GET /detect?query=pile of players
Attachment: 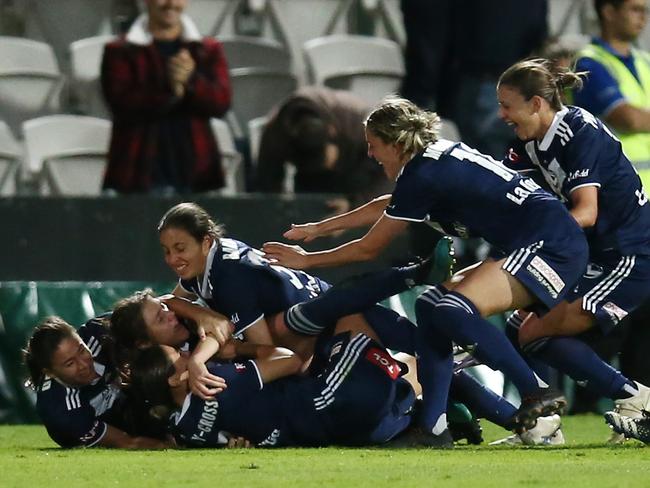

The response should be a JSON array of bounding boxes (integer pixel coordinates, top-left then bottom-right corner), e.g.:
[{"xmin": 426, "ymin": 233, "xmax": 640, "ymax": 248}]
[{"xmin": 23, "ymin": 57, "xmax": 650, "ymax": 449}]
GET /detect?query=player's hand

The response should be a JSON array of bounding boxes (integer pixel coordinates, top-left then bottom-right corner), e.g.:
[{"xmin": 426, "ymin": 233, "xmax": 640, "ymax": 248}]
[
  {"xmin": 282, "ymin": 223, "xmax": 324, "ymax": 243},
  {"xmin": 187, "ymin": 357, "xmax": 227, "ymax": 400},
  {"xmin": 262, "ymin": 242, "xmax": 309, "ymax": 269},
  {"xmin": 195, "ymin": 311, "xmax": 234, "ymax": 345},
  {"xmin": 226, "ymin": 436, "xmax": 252, "ymax": 448}
]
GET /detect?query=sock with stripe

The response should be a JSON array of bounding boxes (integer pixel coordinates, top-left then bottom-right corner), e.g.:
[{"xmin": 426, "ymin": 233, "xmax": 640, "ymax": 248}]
[
  {"xmin": 422, "ymin": 291, "xmax": 546, "ymax": 397},
  {"xmin": 285, "ymin": 265, "xmax": 433, "ymax": 335},
  {"xmin": 450, "ymin": 370, "xmax": 517, "ymax": 428},
  {"xmin": 414, "ymin": 294, "xmax": 455, "ymax": 433},
  {"xmin": 505, "ymin": 311, "xmax": 551, "ymax": 382},
  {"xmin": 525, "ymin": 336, "xmax": 635, "ymax": 399}
]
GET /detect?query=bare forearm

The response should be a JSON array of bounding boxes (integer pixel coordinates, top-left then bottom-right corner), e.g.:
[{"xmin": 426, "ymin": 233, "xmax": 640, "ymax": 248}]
[
  {"xmin": 314, "ymin": 195, "xmax": 391, "ymax": 234},
  {"xmin": 607, "ymin": 103, "xmax": 650, "ymax": 133}
]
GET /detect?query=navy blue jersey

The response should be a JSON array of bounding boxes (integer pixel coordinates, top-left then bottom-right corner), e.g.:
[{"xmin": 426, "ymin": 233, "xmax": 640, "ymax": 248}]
[
  {"xmin": 505, "ymin": 106, "xmax": 650, "ymax": 255},
  {"xmin": 35, "ymin": 316, "xmax": 123, "ymax": 448},
  {"xmin": 179, "ymin": 238, "xmax": 330, "ymax": 336},
  {"xmin": 172, "ymin": 334, "xmax": 413, "ymax": 447},
  {"xmin": 386, "ymin": 139, "xmax": 586, "ymax": 255}
]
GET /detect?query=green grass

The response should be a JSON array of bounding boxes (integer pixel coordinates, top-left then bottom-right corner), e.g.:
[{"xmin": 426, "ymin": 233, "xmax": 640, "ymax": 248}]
[{"xmin": 1, "ymin": 415, "xmax": 648, "ymax": 488}]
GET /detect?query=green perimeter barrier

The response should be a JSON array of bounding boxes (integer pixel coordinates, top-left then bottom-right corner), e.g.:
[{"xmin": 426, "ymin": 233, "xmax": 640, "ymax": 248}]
[{"xmin": 0, "ymin": 281, "xmax": 173, "ymax": 423}]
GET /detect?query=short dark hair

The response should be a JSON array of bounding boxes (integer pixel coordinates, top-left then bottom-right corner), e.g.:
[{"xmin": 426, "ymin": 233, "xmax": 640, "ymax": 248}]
[
  {"xmin": 595, "ymin": 0, "xmax": 627, "ymax": 23},
  {"xmin": 285, "ymin": 110, "xmax": 329, "ymax": 170},
  {"xmin": 23, "ymin": 317, "xmax": 77, "ymax": 388},
  {"xmin": 158, "ymin": 202, "xmax": 224, "ymax": 243}
]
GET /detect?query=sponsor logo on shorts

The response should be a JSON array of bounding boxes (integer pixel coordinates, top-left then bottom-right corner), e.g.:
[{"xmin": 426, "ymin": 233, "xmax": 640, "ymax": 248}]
[
  {"xmin": 526, "ymin": 264, "xmax": 559, "ymax": 299},
  {"xmin": 365, "ymin": 347, "xmax": 401, "ymax": 380},
  {"xmin": 602, "ymin": 302, "xmax": 628, "ymax": 325},
  {"xmin": 529, "ymin": 256, "xmax": 565, "ymax": 293}
]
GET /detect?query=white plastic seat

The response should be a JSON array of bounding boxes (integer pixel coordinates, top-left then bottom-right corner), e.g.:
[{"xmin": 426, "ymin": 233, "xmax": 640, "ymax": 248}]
[
  {"xmin": 360, "ymin": 0, "xmax": 406, "ymax": 47},
  {"xmin": 303, "ymin": 34, "xmax": 404, "ymax": 105},
  {"xmin": 185, "ymin": 0, "xmax": 244, "ymax": 37},
  {"xmin": 0, "ymin": 120, "xmax": 22, "ymax": 196},
  {"xmin": 220, "ymin": 35, "xmax": 291, "ymax": 71},
  {"xmin": 20, "ymin": 0, "xmax": 113, "ymax": 71},
  {"xmin": 209, "ymin": 118, "xmax": 244, "ymax": 195},
  {"xmin": 267, "ymin": 0, "xmax": 355, "ymax": 82},
  {"xmin": 22, "ymin": 115, "xmax": 111, "ymax": 196},
  {"xmin": 69, "ymin": 35, "xmax": 115, "ymax": 117},
  {"xmin": 440, "ymin": 118, "xmax": 461, "ymax": 142},
  {"xmin": 247, "ymin": 116, "xmax": 268, "ymax": 167},
  {"xmin": 0, "ymin": 37, "xmax": 64, "ymax": 136},
  {"xmin": 228, "ymin": 67, "xmax": 298, "ymax": 137}
]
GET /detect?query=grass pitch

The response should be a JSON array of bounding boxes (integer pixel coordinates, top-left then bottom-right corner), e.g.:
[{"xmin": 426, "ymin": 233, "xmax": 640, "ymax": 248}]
[{"xmin": 1, "ymin": 415, "xmax": 648, "ymax": 488}]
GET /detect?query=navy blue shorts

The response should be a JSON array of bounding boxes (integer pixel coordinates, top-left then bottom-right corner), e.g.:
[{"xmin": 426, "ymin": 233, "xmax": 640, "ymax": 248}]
[
  {"xmin": 564, "ymin": 250, "xmax": 650, "ymax": 333},
  {"xmin": 501, "ymin": 238, "xmax": 589, "ymax": 310}
]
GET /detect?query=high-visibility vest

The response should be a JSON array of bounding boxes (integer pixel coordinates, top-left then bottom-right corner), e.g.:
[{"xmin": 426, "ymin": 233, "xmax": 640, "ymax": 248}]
[{"xmin": 578, "ymin": 43, "xmax": 650, "ymax": 189}]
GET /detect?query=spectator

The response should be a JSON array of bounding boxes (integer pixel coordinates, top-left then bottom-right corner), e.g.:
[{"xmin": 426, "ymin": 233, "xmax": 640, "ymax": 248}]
[
  {"xmin": 573, "ymin": 0, "xmax": 650, "ymax": 189},
  {"xmin": 451, "ymin": 0, "xmax": 548, "ymax": 159},
  {"xmin": 256, "ymin": 87, "xmax": 391, "ymax": 213},
  {"xmin": 101, "ymin": 0, "xmax": 231, "ymax": 195}
]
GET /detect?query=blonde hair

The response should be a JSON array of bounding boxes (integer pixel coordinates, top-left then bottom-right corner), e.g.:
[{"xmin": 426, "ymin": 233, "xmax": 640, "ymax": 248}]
[
  {"xmin": 365, "ymin": 96, "xmax": 441, "ymax": 159},
  {"xmin": 498, "ymin": 58, "xmax": 586, "ymax": 111}
]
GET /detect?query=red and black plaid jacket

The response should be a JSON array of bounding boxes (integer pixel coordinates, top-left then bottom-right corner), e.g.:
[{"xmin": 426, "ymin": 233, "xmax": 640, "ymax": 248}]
[{"xmin": 101, "ymin": 35, "xmax": 231, "ymax": 193}]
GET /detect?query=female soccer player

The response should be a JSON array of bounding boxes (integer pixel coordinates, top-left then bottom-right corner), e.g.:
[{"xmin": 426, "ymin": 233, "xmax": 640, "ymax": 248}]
[
  {"xmin": 262, "ymin": 96, "xmax": 589, "ymax": 444},
  {"xmin": 496, "ymin": 58, "xmax": 650, "ymax": 425},
  {"xmin": 23, "ymin": 316, "xmax": 171, "ymax": 448}
]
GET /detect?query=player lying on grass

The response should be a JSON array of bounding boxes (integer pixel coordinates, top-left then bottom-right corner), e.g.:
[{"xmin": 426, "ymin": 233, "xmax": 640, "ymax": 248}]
[{"xmin": 23, "ymin": 316, "xmax": 172, "ymax": 448}]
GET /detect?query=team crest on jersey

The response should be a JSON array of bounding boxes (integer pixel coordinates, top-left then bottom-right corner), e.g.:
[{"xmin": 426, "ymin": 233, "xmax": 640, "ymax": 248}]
[
  {"xmin": 507, "ymin": 148, "xmax": 520, "ymax": 163},
  {"xmin": 234, "ymin": 362, "xmax": 247, "ymax": 371},
  {"xmin": 602, "ymin": 302, "xmax": 628, "ymax": 325},
  {"xmin": 79, "ymin": 420, "xmax": 102, "ymax": 444}
]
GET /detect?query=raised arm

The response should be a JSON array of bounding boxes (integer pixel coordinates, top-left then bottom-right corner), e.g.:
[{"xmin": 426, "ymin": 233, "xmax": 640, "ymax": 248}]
[
  {"xmin": 283, "ymin": 194, "xmax": 392, "ymax": 243},
  {"xmin": 263, "ymin": 214, "xmax": 409, "ymax": 269}
]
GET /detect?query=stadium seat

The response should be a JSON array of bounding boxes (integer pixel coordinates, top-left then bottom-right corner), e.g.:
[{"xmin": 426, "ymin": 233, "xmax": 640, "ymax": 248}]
[
  {"xmin": 360, "ymin": 0, "xmax": 406, "ymax": 47},
  {"xmin": 0, "ymin": 120, "xmax": 22, "ymax": 196},
  {"xmin": 247, "ymin": 116, "xmax": 268, "ymax": 168},
  {"xmin": 440, "ymin": 118, "xmax": 461, "ymax": 142},
  {"xmin": 267, "ymin": 0, "xmax": 355, "ymax": 82},
  {"xmin": 22, "ymin": 115, "xmax": 111, "ymax": 196},
  {"xmin": 209, "ymin": 118, "xmax": 244, "ymax": 195},
  {"xmin": 184, "ymin": 0, "xmax": 244, "ymax": 37},
  {"xmin": 220, "ymin": 35, "xmax": 291, "ymax": 71},
  {"xmin": 227, "ymin": 67, "xmax": 298, "ymax": 138},
  {"xmin": 0, "ymin": 37, "xmax": 64, "ymax": 137},
  {"xmin": 20, "ymin": 0, "xmax": 114, "ymax": 72},
  {"xmin": 303, "ymin": 34, "xmax": 404, "ymax": 105},
  {"xmin": 69, "ymin": 35, "xmax": 115, "ymax": 118}
]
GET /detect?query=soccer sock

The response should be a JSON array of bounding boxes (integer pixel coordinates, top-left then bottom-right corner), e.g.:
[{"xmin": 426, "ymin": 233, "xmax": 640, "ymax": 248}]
[
  {"xmin": 505, "ymin": 311, "xmax": 551, "ymax": 383},
  {"xmin": 362, "ymin": 305, "xmax": 416, "ymax": 355},
  {"xmin": 525, "ymin": 336, "xmax": 634, "ymax": 400},
  {"xmin": 450, "ymin": 370, "xmax": 517, "ymax": 427},
  {"xmin": 285, "ymin": 266, "xmax": 430, "ymax": 334},
  {"xmin": 414, "ymin": 296, "xmax": 455, "ymax": 434},
  {"xmin": 425, "ymin": 291, "xmax": 546, "ymax": 398}
]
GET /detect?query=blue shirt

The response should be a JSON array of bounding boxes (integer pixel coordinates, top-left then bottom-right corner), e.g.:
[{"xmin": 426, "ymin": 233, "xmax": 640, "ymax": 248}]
[
  {"xmin": 385, "ymin": 139, "xmax": 585, "ymax": 254},
  {"xmin": 505, "ymin": 106, "xmax": 650, "ymax": 256},
  {"xmin": 179, "ymin": 238, "xmax": 330, "ymax": 336},
  {"xmin": 36, "ymin": 316, "xmax": 122, "ymax": 448},
  {"xmin": 172, "ymin": 360, "xmax": 330, "ymax": 447},
  {"xmin": 573, "ymin": 38, "xmax": 639, "ymax": 117}
]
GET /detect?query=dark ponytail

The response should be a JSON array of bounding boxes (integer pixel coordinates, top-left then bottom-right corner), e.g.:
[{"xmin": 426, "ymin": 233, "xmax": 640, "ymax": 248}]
[{"xmin": 23, "ymin": 317, "xmax": 76, "ymax": 388}]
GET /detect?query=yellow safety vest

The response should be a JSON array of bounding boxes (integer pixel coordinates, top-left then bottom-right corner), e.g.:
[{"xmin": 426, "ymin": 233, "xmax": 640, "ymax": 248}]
[{"xmin": 578, "ymin": 43, "xmax": 650, "ymax": 189}]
